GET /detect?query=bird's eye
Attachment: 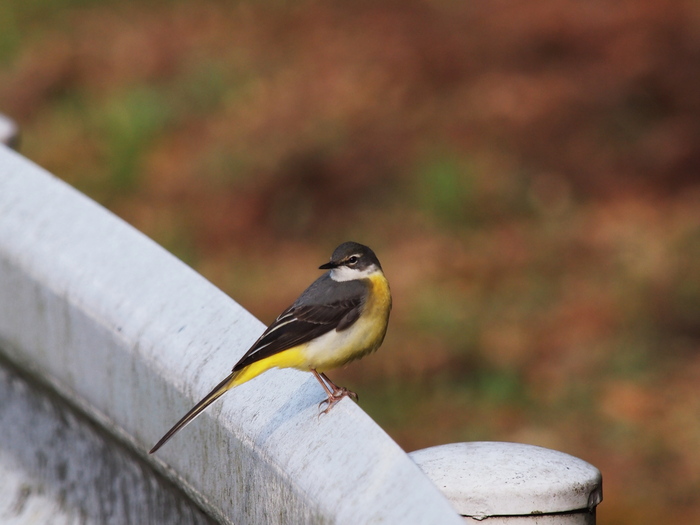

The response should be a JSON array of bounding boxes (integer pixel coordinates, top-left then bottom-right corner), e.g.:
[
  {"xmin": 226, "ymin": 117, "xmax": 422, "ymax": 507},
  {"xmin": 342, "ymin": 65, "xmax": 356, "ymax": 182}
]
[{"xmin": 347, "ymin": 255, "xmax": 359, "ymax": 265}]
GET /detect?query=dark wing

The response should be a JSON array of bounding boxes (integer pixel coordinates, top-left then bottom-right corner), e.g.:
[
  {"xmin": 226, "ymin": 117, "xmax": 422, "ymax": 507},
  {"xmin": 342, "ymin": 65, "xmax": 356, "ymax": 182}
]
[{"xmin": 232, "ymin": 276, "xmax": 366, "ymax": 372}]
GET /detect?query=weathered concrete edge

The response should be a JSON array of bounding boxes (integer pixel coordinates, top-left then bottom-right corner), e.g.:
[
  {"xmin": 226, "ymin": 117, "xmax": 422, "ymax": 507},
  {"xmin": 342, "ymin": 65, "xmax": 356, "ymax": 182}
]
[{"xmin": 0, "ymin": 145, "xmax": 462, "ymax": 525}]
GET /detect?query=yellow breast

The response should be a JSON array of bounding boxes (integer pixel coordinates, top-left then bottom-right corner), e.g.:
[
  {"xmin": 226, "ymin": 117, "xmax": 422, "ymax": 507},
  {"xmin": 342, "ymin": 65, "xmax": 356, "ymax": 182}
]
[{"xmin": 299, "ymin": 271, "xmax": 392, "ymax": 372}]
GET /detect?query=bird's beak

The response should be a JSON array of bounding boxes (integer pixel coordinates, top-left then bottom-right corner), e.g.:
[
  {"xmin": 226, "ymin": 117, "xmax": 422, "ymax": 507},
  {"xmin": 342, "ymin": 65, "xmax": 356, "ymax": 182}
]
[{"xmin": 319, "ymin": 261, "xmax": 337, "ymax": 270}]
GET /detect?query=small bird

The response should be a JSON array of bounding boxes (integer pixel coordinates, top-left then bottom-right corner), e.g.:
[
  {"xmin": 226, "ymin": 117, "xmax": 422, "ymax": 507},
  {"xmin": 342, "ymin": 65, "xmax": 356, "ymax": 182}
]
[{"xmin": 149, "ymin": 241, "xmax": 392, "ymax": 454}]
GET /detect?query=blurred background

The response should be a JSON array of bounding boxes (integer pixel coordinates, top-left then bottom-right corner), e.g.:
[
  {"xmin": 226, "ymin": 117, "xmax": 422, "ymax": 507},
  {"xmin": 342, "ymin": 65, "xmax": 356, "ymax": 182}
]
[{"xmin": 1, "ymin": 0, "xmax": 699, "ymax": 522}]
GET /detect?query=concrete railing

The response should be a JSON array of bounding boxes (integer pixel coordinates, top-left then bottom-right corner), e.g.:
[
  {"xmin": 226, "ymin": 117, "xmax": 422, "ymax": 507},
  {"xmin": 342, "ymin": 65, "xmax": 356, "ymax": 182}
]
[
  {"xmin": 0, "ymin": 144, "xmax": 464, "ymax": 524},
  {"xmin": 0, "ymin": 141, "xmax": 602, "ymax": 523}
]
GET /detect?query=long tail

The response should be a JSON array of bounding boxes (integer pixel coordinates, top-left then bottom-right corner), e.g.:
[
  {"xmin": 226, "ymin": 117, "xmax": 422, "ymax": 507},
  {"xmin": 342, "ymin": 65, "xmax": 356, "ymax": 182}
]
[{"xmin": 149, "ymin": 372, "xmax": 236, "ymax": 454}]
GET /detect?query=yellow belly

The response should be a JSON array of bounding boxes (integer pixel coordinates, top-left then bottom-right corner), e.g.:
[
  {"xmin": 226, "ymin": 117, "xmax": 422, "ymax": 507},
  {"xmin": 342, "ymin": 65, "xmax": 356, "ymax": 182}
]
[
  {"xmin": 231, "ymin": 272, "xmax": 392, "ymax": 386},
  {"xmin": 300, "ymin": 271, "xmax": 392, "ymax": 371}
]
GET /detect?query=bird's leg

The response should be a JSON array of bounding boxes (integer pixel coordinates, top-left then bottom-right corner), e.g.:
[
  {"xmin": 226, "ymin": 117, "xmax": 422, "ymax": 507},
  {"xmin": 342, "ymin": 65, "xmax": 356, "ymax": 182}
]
[
  {"xmin": 311, "ymin": 369, "xmax": 336, "ymax": 398},
  {"xmin": 311, "ymin": 369, "xmax": 358, "ymax": 415},
  {"xmin": 320, "ymin": 372, "xmax": 358, "ymax": 401}
]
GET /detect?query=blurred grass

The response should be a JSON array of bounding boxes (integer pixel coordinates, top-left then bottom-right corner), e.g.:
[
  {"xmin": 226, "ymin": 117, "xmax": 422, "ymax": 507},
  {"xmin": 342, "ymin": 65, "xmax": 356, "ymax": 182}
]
[
  {"xmin": 1, "ymin": 0, "xmax": 700, "ymax": 523},
  {"xmin": 103, "ymin": 86, "xmax": 173, "ymax": 192}
]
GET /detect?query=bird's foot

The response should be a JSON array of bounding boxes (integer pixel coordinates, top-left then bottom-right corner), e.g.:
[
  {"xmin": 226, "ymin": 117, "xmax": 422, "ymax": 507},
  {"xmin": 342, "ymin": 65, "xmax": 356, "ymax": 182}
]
[{"xmin": 318, "ymin": 387, "xmax": 358, "ymax": 415}]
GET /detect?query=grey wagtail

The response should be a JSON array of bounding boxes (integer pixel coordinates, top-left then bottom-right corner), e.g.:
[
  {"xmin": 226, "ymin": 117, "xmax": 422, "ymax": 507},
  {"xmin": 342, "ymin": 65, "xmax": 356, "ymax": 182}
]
[{"xmin": 149, "ymin": 241, "xmax": 391, "ymax": 454}]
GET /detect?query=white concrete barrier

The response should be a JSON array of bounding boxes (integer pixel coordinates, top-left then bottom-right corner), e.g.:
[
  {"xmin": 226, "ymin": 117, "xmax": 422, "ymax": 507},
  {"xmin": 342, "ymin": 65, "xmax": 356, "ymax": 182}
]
[{"xmin": 0, "ymin": 144, "xmax": 463, "ymax": 524}]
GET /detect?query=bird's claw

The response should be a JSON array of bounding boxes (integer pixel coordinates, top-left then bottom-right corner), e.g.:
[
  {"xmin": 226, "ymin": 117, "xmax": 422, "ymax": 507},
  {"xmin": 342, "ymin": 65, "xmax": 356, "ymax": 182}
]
[{"xmin": 317, "ymin": 387, "xmax": 359, "ymax": 416}]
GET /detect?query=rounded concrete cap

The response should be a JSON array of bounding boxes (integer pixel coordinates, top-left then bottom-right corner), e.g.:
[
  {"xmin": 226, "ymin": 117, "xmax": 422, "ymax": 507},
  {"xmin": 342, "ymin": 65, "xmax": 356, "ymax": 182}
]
[
  {"xmin": 409, "ymin": 442, "xmax": 603, "ymax": 519},
  {"xmin": 0, "ymin": 114, "xmax": 19, "ymax": 149}
]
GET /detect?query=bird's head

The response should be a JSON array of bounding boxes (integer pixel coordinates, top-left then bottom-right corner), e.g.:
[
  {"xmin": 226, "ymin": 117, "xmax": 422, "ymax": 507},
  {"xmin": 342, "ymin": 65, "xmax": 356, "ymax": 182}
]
[{"xmin": 320, "ymin": 242, "xmax": 383, "ymax": 282}]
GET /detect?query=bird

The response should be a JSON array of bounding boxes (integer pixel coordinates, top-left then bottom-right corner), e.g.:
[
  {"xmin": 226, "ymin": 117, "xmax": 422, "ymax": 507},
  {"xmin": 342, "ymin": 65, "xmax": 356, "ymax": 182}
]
[{"xmin": 149, "ymin": 241, "xmax": 392, "ymax": 454}]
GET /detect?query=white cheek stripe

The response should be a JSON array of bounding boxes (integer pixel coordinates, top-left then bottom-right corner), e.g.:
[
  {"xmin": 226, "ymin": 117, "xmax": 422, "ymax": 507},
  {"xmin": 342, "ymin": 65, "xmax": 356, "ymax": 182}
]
[{"xmin": 329, "ymin": 265, "xmax": 379, "ymax": 282}]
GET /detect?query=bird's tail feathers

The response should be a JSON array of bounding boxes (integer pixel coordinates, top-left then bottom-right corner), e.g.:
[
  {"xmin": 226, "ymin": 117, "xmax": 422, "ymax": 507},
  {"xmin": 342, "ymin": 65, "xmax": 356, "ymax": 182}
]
[{"xmin": 149, "ymin": 371, "xmax": 237, "ymax": 454}]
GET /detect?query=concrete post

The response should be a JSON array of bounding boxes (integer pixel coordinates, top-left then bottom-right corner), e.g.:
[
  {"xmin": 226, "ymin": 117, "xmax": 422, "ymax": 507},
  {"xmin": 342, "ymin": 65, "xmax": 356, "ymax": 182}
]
[{"xmin": 410, "ymin": 442, "xmax": 603, "ymax": 523}]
